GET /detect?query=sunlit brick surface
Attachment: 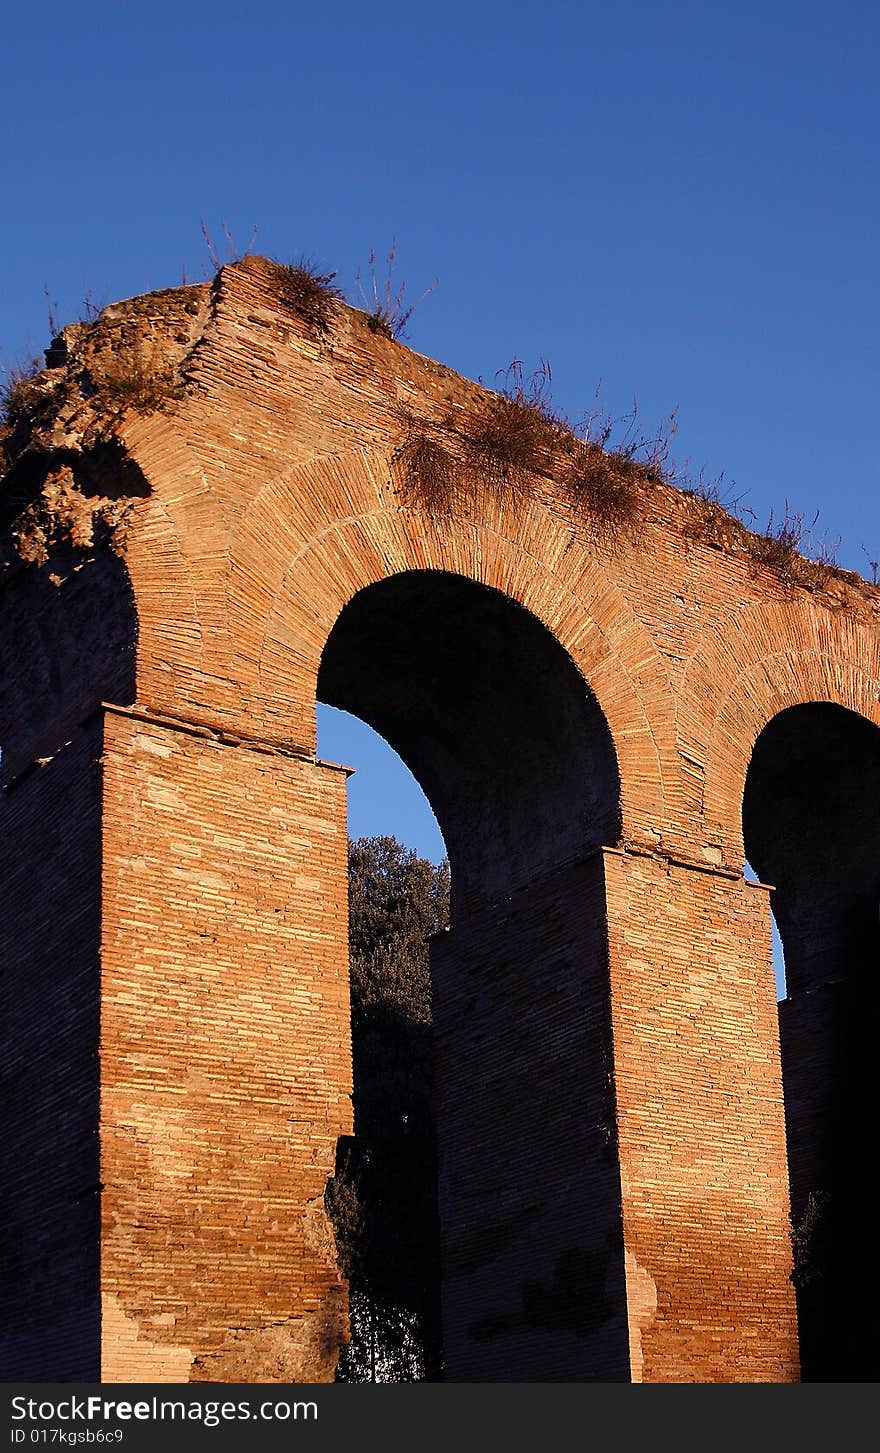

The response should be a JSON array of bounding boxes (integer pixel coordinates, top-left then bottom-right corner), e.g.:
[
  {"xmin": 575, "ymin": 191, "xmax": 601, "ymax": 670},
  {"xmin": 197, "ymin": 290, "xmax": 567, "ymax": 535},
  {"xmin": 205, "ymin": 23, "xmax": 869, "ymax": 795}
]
[
  {"xmin": 4, "ymin": 256, "xmax": 879, "ymax": 1380},
  {"xmin": 99, "ymin": 711, "xmax": 352, "ymax": 1381}
]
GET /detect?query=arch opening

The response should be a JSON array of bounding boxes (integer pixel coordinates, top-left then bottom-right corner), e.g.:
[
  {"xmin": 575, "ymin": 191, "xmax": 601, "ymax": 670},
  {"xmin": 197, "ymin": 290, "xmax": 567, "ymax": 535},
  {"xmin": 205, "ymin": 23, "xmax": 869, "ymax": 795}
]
[
  {"xmin": 743, "ymin": 702, "xmax": 880, "ymax": 1381},
  {"xmin": 318, "ymin": 570, "xmax": 621, "ymax": 919},
  {"xmin": 744, "ymin": 860, "xmax": 787, "ymax": 1001},
  {"xmin": 318, "ymin": 703, "xmax": 447, "ymax": 864},
  {"xmin": 318, "ymin": 570, "xmax": 628, "ymax": 1382},
  {"xmin": 317, "ymin": 708, "xmax": 448, "ymax": 1382}
]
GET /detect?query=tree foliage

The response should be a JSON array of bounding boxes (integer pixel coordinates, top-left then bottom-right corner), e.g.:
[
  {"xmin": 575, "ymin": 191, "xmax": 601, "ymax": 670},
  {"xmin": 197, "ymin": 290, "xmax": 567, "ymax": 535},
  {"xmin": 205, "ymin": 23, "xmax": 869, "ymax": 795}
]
[{"xmin": 327, "ymin": 836, "xmax": 450, "ymax": 1382}]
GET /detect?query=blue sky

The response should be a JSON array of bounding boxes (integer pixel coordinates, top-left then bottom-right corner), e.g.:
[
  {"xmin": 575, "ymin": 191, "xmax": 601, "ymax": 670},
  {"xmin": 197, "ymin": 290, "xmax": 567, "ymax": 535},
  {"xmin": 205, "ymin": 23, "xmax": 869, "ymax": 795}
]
[
  {"xmin": 3, "ymin": 1, "xmax": 875, "ymax": 993},
  {"xmin": 318, "ymin": 705, "xmax": 446, "ymax": 862},
  {"xmin": 4, "ymin": 1, "xmax": 877, "ymax": 572}
]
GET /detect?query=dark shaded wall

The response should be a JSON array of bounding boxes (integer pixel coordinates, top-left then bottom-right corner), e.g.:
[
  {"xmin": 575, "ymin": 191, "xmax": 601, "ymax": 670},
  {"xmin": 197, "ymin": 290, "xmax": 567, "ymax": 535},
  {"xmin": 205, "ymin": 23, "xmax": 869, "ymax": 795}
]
[
  {"xmin": 0, "ymin": 548, "xmax": 136, "ymax": 786},
  {"xmin": 744, "ymin": 703, "xmax": 880, "ymax": 1380},
  {"xmin": 0, "ymin": 537, "xmax": 136, "ymax": 1380},
  {"xmin": 432, "ymin": 858, "xmax": 629, "ymax": 1381},
  {"xmin": 0, "ymin": 722, "xmax": 103, "ymax": 1379}
]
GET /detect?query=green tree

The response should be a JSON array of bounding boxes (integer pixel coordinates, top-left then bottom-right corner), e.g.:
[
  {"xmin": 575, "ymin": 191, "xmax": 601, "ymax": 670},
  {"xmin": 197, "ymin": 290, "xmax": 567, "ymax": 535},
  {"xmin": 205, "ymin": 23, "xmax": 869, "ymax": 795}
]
[{"xmin": 327, "ymin": 836, "xmax": 449, "ymax": 1382}]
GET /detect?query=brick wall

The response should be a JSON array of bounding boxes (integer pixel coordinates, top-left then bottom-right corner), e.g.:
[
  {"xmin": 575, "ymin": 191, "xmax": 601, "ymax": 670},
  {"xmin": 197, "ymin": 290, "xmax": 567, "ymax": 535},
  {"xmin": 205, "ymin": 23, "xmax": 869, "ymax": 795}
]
[
  {"xmin": 3, "ymin": 256, "xmax": 879, "ymax": 1381},
  {"xmin": 432, "ymin": 859, "xmax": 630, "ymax": 1381},
  {"xmin": 0, "ymin": 723, "xmax": 103, "ymax": 1378},
  {"xmin": 99, "ymin": 709, "xmax": 352, "ymax": 1381},
  {"xmin": 604, "ymin": 850, "xmax": 799, "ymax": 1382}
]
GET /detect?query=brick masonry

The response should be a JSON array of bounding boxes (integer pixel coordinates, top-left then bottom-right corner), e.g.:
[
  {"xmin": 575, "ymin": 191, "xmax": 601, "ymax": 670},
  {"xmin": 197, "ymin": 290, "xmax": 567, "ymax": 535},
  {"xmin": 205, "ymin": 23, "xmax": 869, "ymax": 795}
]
[
  {"xmin": 604, "ymin": 851, "xmax": 798, "ymax": 1382},
  {"xmin": 0, "ymin": 725, "xmax": 103, "ymax": 1381},
  {"xmin": 432, "ymin": 859, "xmax": 630, "ymax": 1382},
  {"xmin": 2, "ymin": 255, "xmax": 879, "ymax": 1380},
  {"xmin": 99, "ymin": 710, "xmax": 352, "ymax": 1381}
]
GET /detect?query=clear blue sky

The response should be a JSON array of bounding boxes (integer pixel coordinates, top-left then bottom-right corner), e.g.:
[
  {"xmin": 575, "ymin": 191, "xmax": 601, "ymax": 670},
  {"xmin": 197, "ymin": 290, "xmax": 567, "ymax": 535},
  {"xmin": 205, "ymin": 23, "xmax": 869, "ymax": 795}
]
[{"xmin": 3, "ymin": 1, "xmax": 875, "ymax": 993}]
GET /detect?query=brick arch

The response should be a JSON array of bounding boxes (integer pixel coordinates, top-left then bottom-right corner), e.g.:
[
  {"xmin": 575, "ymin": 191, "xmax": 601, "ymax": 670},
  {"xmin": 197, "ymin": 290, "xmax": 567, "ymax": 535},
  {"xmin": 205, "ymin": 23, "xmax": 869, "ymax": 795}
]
[
  {"xmin": 117, "ymin": 415, "xmax": 232, "ymax": 721},
  {"xmin": 5, "ymin": 265, "xmax": 829, "ymax": 1383},
  {"xmin": 123, "ymin": 493, "xmax": 206, "ymax": 715},
  {"xmin": 228, "ymin": 446, "xmax": 678, "ymax": 848},
  {"xmin": 680, "ymin": 599, "xmax": 880, "ymax": 860}
]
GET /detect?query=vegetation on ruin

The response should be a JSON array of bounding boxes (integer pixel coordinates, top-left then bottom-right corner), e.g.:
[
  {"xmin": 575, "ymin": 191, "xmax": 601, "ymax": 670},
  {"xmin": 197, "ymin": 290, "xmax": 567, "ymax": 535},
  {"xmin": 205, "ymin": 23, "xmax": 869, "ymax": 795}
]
[
  {"xmin": 747, "ymin": 504, "xmax": 841, "ymax": 584},
  {"xmin": 274, "ymin": 258, "xmax": 345, "ymax": 337},
  {"xmin": 1, "ymin": 245, "xmax": 872, "ymax": 599},
  {"xmin": 395, "ymin": 421, "xmax": 461, "ymax": 516},
  {"xmin": 463, "ymin": 358, "xmax": 561, "ymax": 495},
  {"xmin": 398, "ymin": 360, "xmax": 673, "ymax": 543},
  {"xmin": 394, "ymin": 353, "xmax": 865, "ymax": 585},
  {"xmin": 355, "ymin": 241, "xmax": 438, "ymax": 341},
  {"xmin": 97, "ymin": 344, "xmax": 181, "ymax": 415},
  {"xmin": 0, "ymin": 356, "xmax": 42, "ymax": 430},
  {"xmin": 0, "ymin": 357, "xmax": 44, "ymax": 469},
  {"xmin": 199, "ymin": 215, "xmax": 259, "ymax": 270}
]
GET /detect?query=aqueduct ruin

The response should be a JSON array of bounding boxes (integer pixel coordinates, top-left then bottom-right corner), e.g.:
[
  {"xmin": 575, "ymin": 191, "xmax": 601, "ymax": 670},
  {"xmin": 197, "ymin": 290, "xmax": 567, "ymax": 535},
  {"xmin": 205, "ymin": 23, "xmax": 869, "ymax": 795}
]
[{"xmin": 1, "ymin": 256, "xmax": 877, "ymax": 1382}]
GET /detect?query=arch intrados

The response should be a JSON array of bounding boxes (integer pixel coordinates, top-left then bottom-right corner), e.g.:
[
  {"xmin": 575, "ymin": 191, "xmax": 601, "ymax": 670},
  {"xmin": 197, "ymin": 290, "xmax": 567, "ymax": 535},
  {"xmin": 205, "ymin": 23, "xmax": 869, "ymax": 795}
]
[{"xmin": 317, "ymin": 569, "xmax": 622, "ymax": 915}]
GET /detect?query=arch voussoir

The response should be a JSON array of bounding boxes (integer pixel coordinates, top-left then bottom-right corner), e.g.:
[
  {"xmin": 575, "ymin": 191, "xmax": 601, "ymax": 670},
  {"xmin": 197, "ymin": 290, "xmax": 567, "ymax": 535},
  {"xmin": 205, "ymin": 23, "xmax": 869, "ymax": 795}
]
[
  {"xmin": 238, "ymin": 451, "xmax": 676, "ymax": 846},
  {"xmin": 680, "ymin": 599, "xmax": 880, "ymax": 860}
]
